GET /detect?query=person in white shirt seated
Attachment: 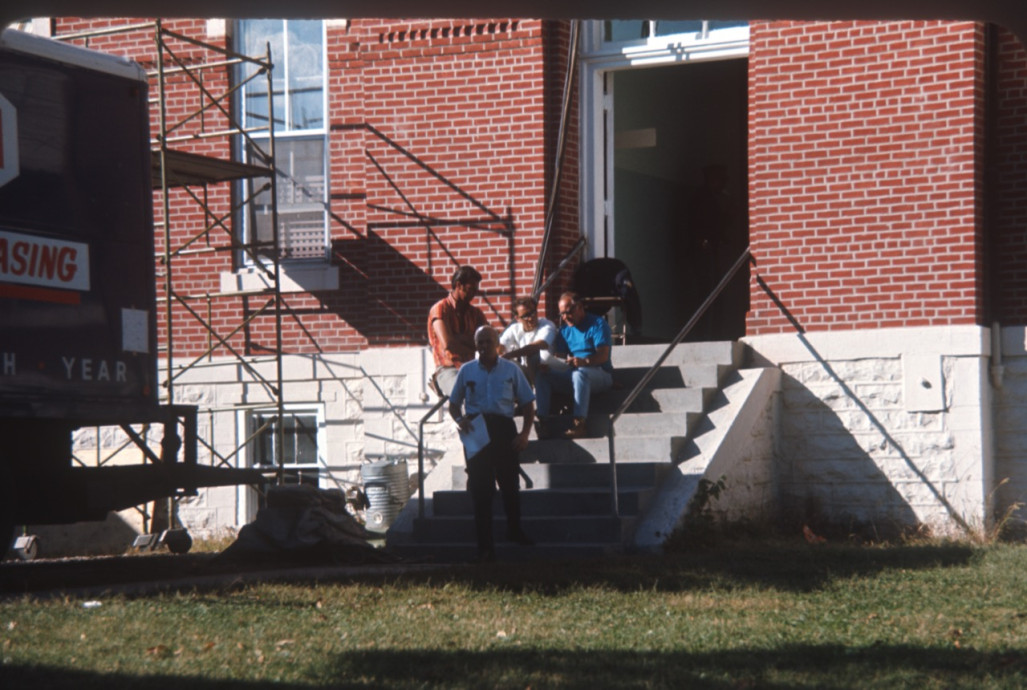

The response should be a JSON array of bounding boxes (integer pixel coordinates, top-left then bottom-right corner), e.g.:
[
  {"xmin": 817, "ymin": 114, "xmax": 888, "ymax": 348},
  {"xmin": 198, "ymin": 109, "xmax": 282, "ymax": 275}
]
[{"xmin": 498, "ymin": 296, "xmax": 564, "ymax": 386}]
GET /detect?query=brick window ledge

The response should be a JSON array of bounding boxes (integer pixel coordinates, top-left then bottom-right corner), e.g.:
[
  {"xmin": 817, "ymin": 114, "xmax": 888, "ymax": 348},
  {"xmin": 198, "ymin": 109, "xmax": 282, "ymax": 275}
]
[{"xmin": 220, "ymin": 263, "xmax": 339, "ymax": 294}]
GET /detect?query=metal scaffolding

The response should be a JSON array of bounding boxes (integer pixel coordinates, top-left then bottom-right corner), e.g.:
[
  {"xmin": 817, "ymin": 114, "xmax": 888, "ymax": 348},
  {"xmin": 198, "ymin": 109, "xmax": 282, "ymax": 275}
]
[{"xmin": 59, "ymin": 20, "xmax": 285, "ymax": 532}]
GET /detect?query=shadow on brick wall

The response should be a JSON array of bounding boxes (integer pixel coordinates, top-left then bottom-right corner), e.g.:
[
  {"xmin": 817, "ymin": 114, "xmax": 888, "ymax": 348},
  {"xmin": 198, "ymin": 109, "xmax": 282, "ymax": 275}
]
[
  {"xmin": 330, "ymin": 233, "xmax": 448, "ymax": 347},
  {"xmin": 312, "ymin": 124, "xmax": 520, "ymax": 347}
]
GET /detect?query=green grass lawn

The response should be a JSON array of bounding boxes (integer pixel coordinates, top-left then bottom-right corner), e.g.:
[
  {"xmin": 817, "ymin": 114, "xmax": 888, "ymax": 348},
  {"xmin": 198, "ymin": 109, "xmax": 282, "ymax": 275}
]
[{"xmin": 3, "ymin": 540, "xmax": 1027, "ymax": 688}]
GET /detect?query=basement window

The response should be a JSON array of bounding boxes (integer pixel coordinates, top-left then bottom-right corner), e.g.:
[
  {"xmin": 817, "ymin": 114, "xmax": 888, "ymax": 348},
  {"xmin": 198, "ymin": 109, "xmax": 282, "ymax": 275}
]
[{"xmin": 249, "ymin": 407, "xmax": 325, "ymax": 486}]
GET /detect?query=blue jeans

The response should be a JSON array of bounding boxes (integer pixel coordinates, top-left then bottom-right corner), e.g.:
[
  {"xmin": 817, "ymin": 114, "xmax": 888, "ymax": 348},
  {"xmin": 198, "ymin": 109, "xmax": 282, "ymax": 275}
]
[{"xmin": 535, "ymin": 366, "xmax": 613, "ymax": 419}]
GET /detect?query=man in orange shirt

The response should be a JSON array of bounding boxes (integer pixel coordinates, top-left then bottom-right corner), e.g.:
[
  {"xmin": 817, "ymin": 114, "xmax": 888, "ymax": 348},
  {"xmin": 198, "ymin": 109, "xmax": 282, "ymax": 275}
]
[{"xmin": 428, "ymin": 266, "xmax": 488, "ymax": 397}]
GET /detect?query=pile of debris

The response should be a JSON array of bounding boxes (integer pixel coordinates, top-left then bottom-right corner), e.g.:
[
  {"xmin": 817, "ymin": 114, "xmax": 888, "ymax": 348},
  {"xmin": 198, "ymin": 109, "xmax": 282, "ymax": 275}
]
[{"xmin": 218, "ymin": 485, "xmax": 400, "ymax": 566}]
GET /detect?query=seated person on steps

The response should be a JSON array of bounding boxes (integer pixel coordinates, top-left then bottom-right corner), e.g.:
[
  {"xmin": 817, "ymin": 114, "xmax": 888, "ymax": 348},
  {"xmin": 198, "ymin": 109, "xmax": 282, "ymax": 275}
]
[
  {"xmin": 535, "ymin": 291, "xmax": 614, "ymax": 439},
  {"xmin": 499, "ymin": 296, "xmax": 561, "ymax": 386},
  {"xmin": 427, "ymin": 265, "xmax": 488, "ymax": 397}
]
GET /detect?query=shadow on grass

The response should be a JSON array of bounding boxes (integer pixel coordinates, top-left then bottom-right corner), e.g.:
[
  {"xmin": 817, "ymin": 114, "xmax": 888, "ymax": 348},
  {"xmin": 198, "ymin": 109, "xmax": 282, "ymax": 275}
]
[
  {"xmin": 382, "ymin": 541, "xmax": 980, "ymax": 595},
  {"xmin": 1, "ymin": 542, "xmax": 981, "ymax": 598},
  {"xmin": 4, "ymin": 644, "xmax": 1025, "ymax": 688}
]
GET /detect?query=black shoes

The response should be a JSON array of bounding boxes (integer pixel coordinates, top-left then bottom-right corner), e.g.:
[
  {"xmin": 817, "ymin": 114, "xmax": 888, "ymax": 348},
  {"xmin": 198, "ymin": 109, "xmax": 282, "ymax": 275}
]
[{"xmin": 473, "ymin": 531, "xmax": 533, "ymax": 562}]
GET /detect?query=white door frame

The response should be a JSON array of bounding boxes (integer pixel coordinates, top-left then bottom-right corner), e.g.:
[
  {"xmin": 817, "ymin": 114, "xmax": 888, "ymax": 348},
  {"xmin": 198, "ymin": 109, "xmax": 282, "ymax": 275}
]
[{"xmin": 578, "ymin": 22, "xmax": 750, "ymax": 261}]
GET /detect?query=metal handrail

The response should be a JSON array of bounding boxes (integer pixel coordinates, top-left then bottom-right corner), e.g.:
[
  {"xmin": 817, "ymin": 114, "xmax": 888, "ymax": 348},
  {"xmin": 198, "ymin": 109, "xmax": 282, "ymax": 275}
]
[
  {"xmin": 604, "ymin": 246, "xmax": 753, "ymax": 515},
  {"xmin": 534, "ymin": 237, "xmax": 586, "ymax": 300},
  {"xmin": 417, "ymin": 395, "xmax": 449, "ymax": 518},
  {"xmin": 531, "ymin": 20, "xmax": 581, "ymax": 298}
]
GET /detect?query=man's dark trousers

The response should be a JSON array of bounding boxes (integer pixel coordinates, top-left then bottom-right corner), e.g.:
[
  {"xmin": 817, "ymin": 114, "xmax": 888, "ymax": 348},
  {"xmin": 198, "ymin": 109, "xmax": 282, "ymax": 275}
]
[{"xmin": 465, "ymin": 414, "xmax": 522, "ymax": 552}]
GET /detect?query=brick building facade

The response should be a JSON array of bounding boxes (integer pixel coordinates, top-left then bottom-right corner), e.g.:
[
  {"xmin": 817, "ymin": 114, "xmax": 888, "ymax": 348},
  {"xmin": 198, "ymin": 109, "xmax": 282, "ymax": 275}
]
[{"xmin": 42, "ymin": 16, "xmax": 1027, "ymax": 538}]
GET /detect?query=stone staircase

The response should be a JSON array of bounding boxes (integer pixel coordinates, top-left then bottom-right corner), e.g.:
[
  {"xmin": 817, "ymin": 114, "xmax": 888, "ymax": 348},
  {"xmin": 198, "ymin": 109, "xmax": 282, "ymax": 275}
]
[{"xmin": 385, "ymin": 341, "xmax": 746, "ymax": 562}]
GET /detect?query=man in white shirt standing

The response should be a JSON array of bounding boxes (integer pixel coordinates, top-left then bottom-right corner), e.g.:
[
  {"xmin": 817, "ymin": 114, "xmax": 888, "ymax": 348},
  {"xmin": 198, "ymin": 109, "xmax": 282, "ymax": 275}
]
[
  {"xmin": 450, "ymin": 326, "xmax": 536, "ymax": 563},
  {"xmin": 499, "ymin": 296, "xmax": 561, "ymax": 386}
]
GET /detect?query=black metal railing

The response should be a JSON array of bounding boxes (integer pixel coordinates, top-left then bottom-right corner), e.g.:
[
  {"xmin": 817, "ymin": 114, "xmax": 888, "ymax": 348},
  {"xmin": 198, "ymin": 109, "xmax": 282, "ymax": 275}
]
[
  {"xmin": 531, "ymin": 20, "xmax": 581, "ymax": 299},
  {"xmin": 604, "ymin": 246, "xmax": 753, "ymax": 515}
]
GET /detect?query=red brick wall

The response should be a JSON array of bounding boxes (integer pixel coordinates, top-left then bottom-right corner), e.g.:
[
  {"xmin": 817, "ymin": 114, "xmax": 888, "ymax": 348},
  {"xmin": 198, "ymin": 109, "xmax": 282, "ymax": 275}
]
[
  {"xmin": 351, "ymin": 19, "xmax": 548, "ymax": 345},
  {"xmin": 747, "ymin": 21, "xmax": 986, "ymax": 334},
  {"xmin": 993, "ymin": 27, "xmax": 1027, "ymax": 322},
  {"xmin": 53, "ymin": 18, "xmax": 558, "ymax": 357},
  {"xmin": 542, "ymin": 20, "xmax": 583, "ymax": 320},
  {"xmin": 269, "ymin": 18, "xmax": 553, "ymax": 353},
  {"xmin": 53, "ymin": 19, "xmax": 1019, "ymax": 348}
]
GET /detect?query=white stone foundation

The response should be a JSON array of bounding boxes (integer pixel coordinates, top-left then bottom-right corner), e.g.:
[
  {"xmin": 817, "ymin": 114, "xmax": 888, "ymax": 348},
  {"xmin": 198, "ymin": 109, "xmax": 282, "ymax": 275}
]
[
  {"xmin": 73, "ymin": 346, "xmax": 461, "ymax": 540},
  {"xmin": 71, "ymin": 324, "xmax": 1027, "ymax": 542},
  {"xmin": 744, "ymin": 325, "xmax": 993, "ymax": 537}
]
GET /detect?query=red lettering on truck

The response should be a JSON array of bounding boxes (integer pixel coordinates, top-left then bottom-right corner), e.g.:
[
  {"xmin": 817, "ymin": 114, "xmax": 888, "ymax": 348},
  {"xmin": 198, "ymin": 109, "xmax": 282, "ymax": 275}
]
[
  {"xmin": 0, "ymin": 229, "xmax": 89, "ymax": 302},
  {"xmin": 1, "ymin": 239, "xmax": 78, "ymax": 280}
]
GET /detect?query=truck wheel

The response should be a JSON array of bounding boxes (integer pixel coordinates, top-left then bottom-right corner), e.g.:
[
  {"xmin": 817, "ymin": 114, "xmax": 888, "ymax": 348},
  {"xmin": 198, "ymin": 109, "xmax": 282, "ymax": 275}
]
[{"xmin": 162, "ymin": 528, "xmax": 192, "ymax": 554}]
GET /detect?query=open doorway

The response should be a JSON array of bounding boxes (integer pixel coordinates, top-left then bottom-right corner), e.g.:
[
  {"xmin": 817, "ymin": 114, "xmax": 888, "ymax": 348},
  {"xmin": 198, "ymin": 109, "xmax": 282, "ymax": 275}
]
[{"xmin": 605, "ymin": 58, "xmax": 749, "ymax": 342}]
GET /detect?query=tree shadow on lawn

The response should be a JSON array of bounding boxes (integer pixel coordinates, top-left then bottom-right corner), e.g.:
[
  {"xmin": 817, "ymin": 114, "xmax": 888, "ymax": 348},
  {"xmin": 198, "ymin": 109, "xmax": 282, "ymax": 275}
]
[{"xmin": 4, "ymin": 643, "xmax": 1025, "ymax": 689}]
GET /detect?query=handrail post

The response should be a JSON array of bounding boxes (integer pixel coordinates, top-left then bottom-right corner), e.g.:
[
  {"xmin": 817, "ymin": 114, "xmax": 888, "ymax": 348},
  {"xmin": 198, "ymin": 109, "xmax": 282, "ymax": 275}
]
[
  {"xmin": 417, "ymin": 395, "xmax": 448, "ymax": 519},
  {"xmin": 607, "ymin": 420, "xmax": 620, "ymax": 516}
]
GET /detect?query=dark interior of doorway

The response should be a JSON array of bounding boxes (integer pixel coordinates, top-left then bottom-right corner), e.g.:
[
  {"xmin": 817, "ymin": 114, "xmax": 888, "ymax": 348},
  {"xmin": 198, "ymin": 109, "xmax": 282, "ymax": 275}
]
[{"xmin": 612, "ymin": 57, "xmax": 748, "ymax": 343}]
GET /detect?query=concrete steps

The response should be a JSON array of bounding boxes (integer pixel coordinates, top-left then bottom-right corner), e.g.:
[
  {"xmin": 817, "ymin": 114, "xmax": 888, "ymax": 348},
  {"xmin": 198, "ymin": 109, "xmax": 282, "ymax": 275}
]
[
  {"xmin": 432, "ymin": 487, "xmax": 654, "ymax": 517},
  {"xmin": 451, "ymin": 460, "xmax": 671, "ymax": 490},
  {"xmin": 518, "ymin": 436, "xmax": 686, "ymax": 465},
  {"xmin": 385, "ymin": 341, "xmax": 746, "ymax": 563}
]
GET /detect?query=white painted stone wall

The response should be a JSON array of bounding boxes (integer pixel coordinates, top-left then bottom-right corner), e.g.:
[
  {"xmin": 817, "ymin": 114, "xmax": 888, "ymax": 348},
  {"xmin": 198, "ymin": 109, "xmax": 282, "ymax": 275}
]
[
  {"xmin": 74, "ymin": 346, "xmax": 461, "ymax": 539},
  {"xmin": 705, "ymin": 374, "xmax": 778, "ymax": 525},
  {"xmin": 991, "ymin": 325, "xmax": 1027, "ymax": 533},
  {"xmin": 633, "ymin": 367, "xmax": 780, "ymax": 549},
  {"xmin": 744, "ymin": 326, "xmax": 993, "ymax": 536}
]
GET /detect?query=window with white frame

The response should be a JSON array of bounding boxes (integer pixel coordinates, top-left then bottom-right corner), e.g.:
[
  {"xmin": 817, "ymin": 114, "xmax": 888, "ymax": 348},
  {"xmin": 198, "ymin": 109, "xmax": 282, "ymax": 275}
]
[
  {"xmin": 249, "ymin": 407, "xmax": 324, "ymax": 486},
  {"xmin": 582, "ymin": 19, "xmax": 749, "ymax": 66},
  {"xmin": 602, "ymin": 20, "xmax": 748, "ymax": 44},
  {"xmin": 236, "ymin": 19, "xmax": 328, "ymax": 262}
]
